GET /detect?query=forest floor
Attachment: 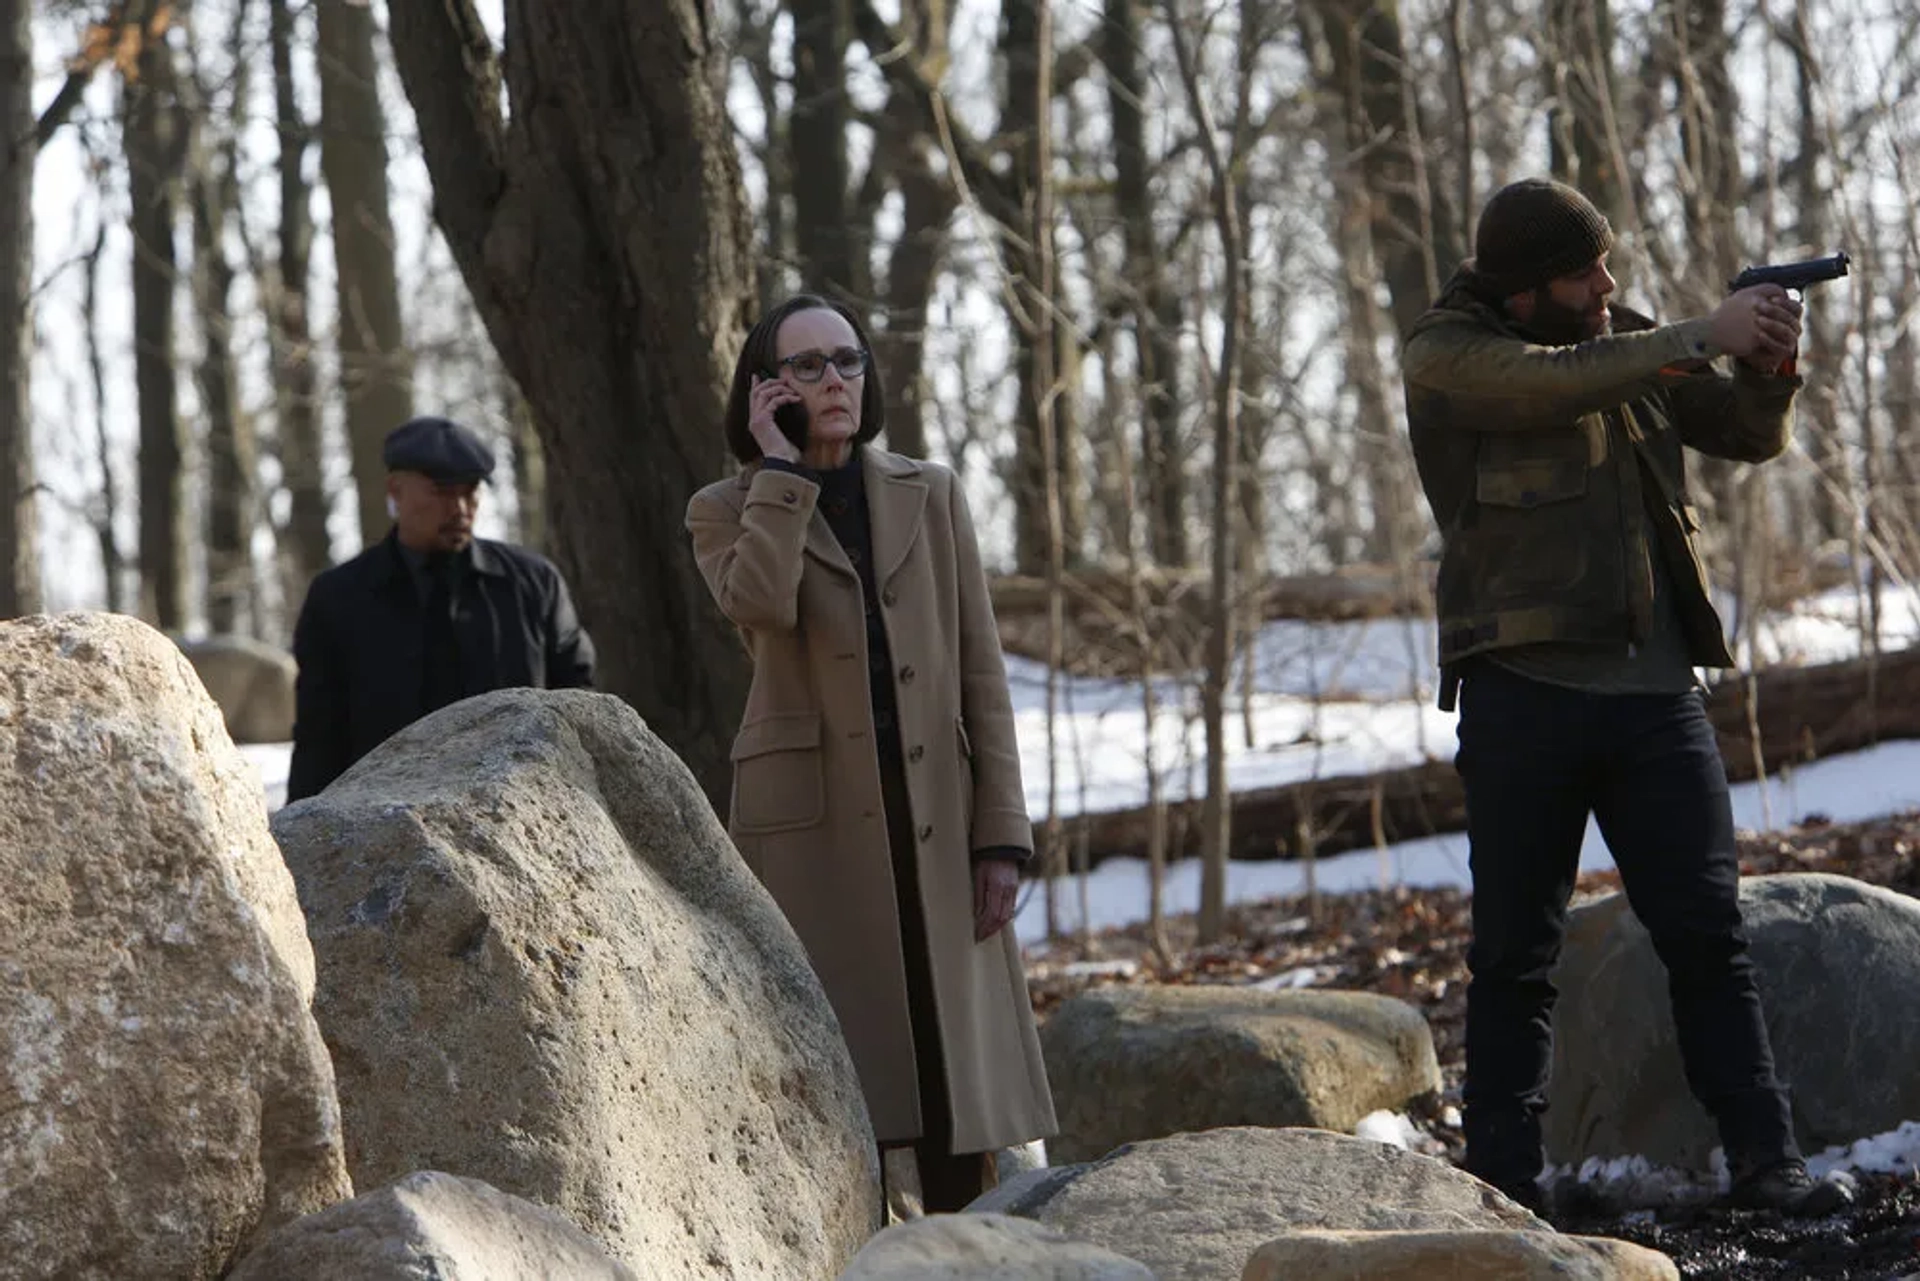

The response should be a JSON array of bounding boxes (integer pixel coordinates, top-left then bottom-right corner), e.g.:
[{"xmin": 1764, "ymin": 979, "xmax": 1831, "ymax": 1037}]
[{"xmin": 1022, "ymin": 808, "xmax": 1920, "ymax": 1280}]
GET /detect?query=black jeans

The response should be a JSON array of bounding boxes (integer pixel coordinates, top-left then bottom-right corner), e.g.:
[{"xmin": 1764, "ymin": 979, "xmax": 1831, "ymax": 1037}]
[{"xmin": 1456, "ymin": 661, "xmax": 1796, "ymax": 1188}]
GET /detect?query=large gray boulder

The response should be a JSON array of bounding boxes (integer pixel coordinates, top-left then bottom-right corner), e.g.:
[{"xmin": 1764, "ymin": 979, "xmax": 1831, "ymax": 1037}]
[
  {"xmin": 971, "ymin": 1127, "xmax": 1542, "ymax": 1281},
  {"xmin": 271, "ymin": 688, "xmax": 881, "ymax": 1279},
  {"xmin": 176, "ymin": 634, "xmax": 298, "ymax": 744},
  {"xmin": 229, "ymin": 1171, "xmax": 636, "ymax": 1280},
  {"xmin": 838, "ymin": 1214, "xmax": 1153, "ymax": 1280},
  {"xmin": 1041, "ymin": 985, "xmax": 1441, "ymax": 1162},
  {"xmin": 1548, "ymin": 873, "xmax": 1920, "ymax": 1171},
  {"xmin": 0, "ymin": 613, "xmax": 351, "ymax": 1279}
]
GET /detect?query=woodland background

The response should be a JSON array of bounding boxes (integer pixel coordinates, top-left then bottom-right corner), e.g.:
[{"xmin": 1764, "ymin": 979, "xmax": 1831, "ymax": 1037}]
[{"xmin": 4, "ymin": 0, "xmax": 1917, "ymax": 941}]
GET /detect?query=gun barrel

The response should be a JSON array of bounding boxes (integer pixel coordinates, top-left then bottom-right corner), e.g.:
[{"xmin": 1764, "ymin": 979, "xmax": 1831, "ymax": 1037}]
[{"xmin": 1728, "ymin": 251, "xmax": 1851, "ymax": 292}]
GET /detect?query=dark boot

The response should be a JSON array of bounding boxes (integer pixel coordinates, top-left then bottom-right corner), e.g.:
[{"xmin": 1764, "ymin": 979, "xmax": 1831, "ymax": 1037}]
[{"xmin": 1728, "ymin": 1158, "xmax": 1855, "ymax": 1216}]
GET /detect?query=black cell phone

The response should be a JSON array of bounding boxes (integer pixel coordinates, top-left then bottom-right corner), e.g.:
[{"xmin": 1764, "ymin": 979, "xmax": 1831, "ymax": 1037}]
[{"xmin": 774, "ymin": 398, "xmax": 810, "ymax": 451}]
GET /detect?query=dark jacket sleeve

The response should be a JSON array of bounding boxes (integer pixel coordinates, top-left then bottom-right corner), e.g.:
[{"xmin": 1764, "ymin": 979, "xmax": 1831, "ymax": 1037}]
[
  {"xmin": 1665, "ymin": 361, "xmax": 1800, "ymax": 463},
  {"xmin": 1401, "ymin": 312, "xmax": 1722, "ymax": 431},
  {"xmin": 286, "ymin": 577, "xmax": 349, "ymax": 802},
  {"xmin": 545, "ymin": 568, "xmax": 596, "ymax": 689}
]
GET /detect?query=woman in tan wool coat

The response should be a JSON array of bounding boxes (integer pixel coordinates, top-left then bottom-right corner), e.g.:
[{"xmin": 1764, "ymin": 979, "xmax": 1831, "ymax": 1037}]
[{"xmin": 685, "ymin": 295, "xmax": 1057, "ymax": 1211}]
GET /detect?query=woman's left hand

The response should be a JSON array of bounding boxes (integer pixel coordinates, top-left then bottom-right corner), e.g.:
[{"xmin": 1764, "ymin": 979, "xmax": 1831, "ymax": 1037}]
[{"xmin": 973, "ymin": 858, "xmax": 1020, "ymax": 941}]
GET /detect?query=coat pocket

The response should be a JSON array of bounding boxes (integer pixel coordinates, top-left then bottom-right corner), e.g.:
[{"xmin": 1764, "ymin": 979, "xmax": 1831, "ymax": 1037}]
[
  {"xmin": 1467, "ymin": 458, "xmax": 1592, "ymax": 596},
  {"xmin": 729, "ymin": 711, "xmax": 826, "ymax": 835},
  {"xmin": 1474, "ymin": 457, "xmax": 1589, "ymax": 508}
]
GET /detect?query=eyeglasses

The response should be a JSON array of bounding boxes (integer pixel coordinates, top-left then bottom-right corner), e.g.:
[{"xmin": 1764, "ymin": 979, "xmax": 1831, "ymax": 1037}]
[{"xmin": 777, "ymin": 347, "xmax": 869, "ymax": 383}]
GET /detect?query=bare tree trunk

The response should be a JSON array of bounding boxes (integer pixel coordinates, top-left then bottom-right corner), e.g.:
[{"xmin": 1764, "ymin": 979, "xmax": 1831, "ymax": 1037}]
[
  {"xmin": 1666, "ymin": 0, "xmax": 1744, "ymax": 546},
  {"xmin": 501, "ymin": 369, "xmax": 545, "ymax": 552},
  {"xmin": 870, "ymin": 4, "xmax": 958, "ymax": 461},
  {"xmin": 1311, "ymin": 0, "xmax": 1459, "ymax": 337},
  {"xmin": 1670, "ymin": 0, "xmax": 1743, "ymax": 296},
  {"xmin": 318, "ymin": 0, "xmax": 413, "ymax": 550},
  {"xmin": 1856, "ymin": 198, "xmax": 1883, "ymax": 668},
  {"xmin": 1002, "ymin": 0, "xmax": 1085, "ymax": 576},
  {"xmin": 1545, "ymin": 0, "xmax": 1627, "ymax": 222},
  {"xmin": 271, "ymin": 0, "xmax": 330, "ymax": 592},
  {"xmin": 1166, "ymin": 0, "xmax": 1245, "ymax": 946},
  {"xmin": 387, "ymin": 0, "xmax": 757, "ymax": 804},
  {"xmin": 1784, "ymin": 0, "xmax": 1842, "ymax": 542},
  {"xmin": 82, "ymin": 224, "xmax": 125, "ymax": 613},
  {"xmin": 1105, "ymin": 0, "xmax": 1188, "ymax": 568},
  {"xmin": 1442, "ymin": 0, "xmax": 1477, "ymax": 231},
  {"xmin": 1112, "ymin": 323, "xmax": 1172, "ymax": 965},
  {"xmin": 126, "ymin": 35, "xmax": 190, "ymax": 631},
  {"xmin": 787, "ymin": 0, "xmax": 862, "ymax": 298},
  {"xmin": 738, "ymin": 0, "xmax": 789, "ymax": 304},
  {"xmin": 1887, "ymin": 233, "xmax": 1919, "ymax": 576},
  {"xmin": 1304, "ymin": 5, "xmax": 1425, "ymax": 565},
  {"xmin": 1019, "ymin": 0, "xmax": 1067, "ymax": 939},
  {"xmin": 874, "ymin": 153, "xmax": 952, "ymax": 459},
  {"xmin": 191, "ymin": 9, "xmax": 256, "ymax": 634},
  {"xmin": 0, "ymin": 0, "xmax": 38, "ymax": 618}
]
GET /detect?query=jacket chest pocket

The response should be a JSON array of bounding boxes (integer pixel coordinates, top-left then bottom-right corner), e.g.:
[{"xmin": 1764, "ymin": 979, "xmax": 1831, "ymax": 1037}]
[
  {"xmin": 1468, "ymin": 455, "xmax": 1592, "ymax": 595},
  {"xmin": 729, "ymin": 712, "xmax": 826, "ymax": 835},
  {"xmin": 1475, "ymin": 456, "xmax": 1588, "ymax": 509}
]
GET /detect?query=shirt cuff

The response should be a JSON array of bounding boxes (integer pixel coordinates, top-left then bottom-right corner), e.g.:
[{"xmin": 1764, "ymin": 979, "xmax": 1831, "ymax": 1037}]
[
  {"xmin": 972, "ymin": 844, "xmax": 1032, "ymax": 865},
  {"xmin": 1671, "ymin": 317, "xmax": 1721, "ymax": 361}
]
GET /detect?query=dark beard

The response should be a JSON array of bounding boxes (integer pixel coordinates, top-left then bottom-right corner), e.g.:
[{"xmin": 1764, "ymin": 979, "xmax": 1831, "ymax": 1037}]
[{"xmin": 1523, "ymin": 289, "xmax": 1607, "ymax": 346}]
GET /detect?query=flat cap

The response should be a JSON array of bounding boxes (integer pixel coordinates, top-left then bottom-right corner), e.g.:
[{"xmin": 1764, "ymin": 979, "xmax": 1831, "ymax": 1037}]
[{"xmin": 382, "ymin": 416, "xmax": 496, "ymax": 482}]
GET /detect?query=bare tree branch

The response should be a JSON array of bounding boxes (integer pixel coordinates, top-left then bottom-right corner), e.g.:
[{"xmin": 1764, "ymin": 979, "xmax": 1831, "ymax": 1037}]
[{"xmin": 384, "ymin": 0, "xmax": 509, "ymax": 302}]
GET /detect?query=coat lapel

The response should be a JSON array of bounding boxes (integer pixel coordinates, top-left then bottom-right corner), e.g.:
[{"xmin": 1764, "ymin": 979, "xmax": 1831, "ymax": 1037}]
[
  {"xmin": 803, "ymin": 507, "xmax": 858, "ymax": 581},
  {"xmin": 865, "ymin": 449, "xmax": 928, "ymax": 588}
]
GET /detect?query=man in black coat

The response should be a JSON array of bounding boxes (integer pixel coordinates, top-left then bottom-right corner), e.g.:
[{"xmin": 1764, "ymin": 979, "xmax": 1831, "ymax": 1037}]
[{"xmin": 286, "ymin": 416, "xmax": 596, "ymax": 801}]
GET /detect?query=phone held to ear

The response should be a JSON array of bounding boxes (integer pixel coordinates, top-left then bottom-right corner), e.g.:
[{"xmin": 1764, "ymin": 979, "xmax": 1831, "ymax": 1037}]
[{"xmin": 774, "ymin": 399, "xmax": 810, "ymax": 451}]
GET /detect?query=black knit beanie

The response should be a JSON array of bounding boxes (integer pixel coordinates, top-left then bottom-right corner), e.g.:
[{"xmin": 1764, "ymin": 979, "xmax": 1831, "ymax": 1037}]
[{"xmin": 1472, "ymin": 178, "xmax": 1614, "ymax": 297}]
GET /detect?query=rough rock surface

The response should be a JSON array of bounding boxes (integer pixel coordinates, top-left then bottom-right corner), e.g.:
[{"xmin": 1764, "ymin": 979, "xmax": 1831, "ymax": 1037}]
[
  {"xmin": 229, "ymin": 1170, "xmax": 636, "ymax": 1280},
  {"xmin": 272, "ymin": 688, "xmax": 881, "ymax": 1278},
  {"xmin": 1041, "ymin": 985, "xmax": 1441, "ymax": 1162},
  {"xmin": 838, "ymin": 1213, "xmax": 1154, "ymax": 1280},
  {"xmin": 971, "ymin": 1126, "xmax": 1542, "ymax": 1281},
  {"xmin": 1243, "ymin": 1228, "xmax": 1680, "ymax": 1280},
  {"xmin": 1548, "ymin": 873, "xmax": 1920, "ymax": 1169},
  {"xmin": 0, "ymin": 613, "xmax": 351, "ymax": 1279}
]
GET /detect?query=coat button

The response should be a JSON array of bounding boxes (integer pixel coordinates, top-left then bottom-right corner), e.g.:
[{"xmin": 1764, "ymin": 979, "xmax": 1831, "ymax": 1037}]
[
  {"xmin": 899, "ymin": 665, "xmax": 915, "ymax": 684},
  {"xmin": 782, "ymin": 489, "xmax": 798, "ymax": 504},
  {"xmin": 918, "ymin": 824, "xmax": 934, "ymax": 842},
  {"xmin": 908, "ymin": 744, "xmax": 924, "ymax": 763},
  {"xmin": 882, "ymin": 589, "xmax": 897, "ymax": 607}
]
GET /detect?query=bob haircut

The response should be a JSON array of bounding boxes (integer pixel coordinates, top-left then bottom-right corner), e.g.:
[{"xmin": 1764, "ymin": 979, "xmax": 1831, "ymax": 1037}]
[{"xmin": 724, "ymin": 293, "xmax": 888, "ymax": 464}]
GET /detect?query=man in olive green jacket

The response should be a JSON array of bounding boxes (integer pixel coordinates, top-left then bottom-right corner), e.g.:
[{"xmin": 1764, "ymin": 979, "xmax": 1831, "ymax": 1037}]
[{"xmin": 1403, "ymin": 178, "xmax": 1849, "ymax": 1216}]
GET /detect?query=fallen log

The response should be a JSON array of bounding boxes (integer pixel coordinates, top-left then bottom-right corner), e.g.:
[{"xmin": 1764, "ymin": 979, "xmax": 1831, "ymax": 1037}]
[
  {"xmin": 990, "ymin": 564, "xmax": 1429, "ymax": 675},
  {"xmin": 1028, "ymin": 644, "xmax": 1920, "ymax": 869}
]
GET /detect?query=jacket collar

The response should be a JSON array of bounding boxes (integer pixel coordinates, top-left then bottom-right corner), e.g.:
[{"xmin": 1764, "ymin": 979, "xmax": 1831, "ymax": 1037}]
[{"xmin": 371, "ymin": 530, "xmax": 507, "ymax": 586}]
